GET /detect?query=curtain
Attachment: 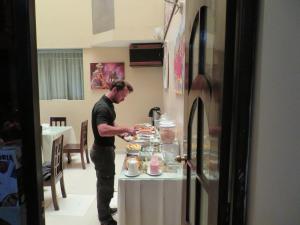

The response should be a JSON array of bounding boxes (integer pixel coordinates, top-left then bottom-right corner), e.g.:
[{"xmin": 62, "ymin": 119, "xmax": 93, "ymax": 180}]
[{"xmin": 37, "ymin": 49, "xmax": 84, "ymax": 100}]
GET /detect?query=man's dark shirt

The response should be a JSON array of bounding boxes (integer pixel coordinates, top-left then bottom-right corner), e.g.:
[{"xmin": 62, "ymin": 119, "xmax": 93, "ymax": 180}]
[{"xmin": 92, "ymin": 95, "xmax": 116, "ymax": 147}]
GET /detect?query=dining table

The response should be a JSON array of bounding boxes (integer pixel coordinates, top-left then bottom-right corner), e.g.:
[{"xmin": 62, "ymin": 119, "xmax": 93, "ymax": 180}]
[
  {"xmin": 41, "ymin": 125, "xmax": 76, "ymax": 163},
  {"xmin": 118, "ymin": 162, "xmax": 184, "ymax": 225}
]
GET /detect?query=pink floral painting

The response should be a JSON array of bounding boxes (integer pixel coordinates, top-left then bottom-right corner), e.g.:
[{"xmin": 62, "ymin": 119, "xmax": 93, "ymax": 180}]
[
  {"xmin": 174, "ymin": 23, "xmax": 185, "ymax": 95},
  {"xmin": 90, "ymin": 62, "xmax": 125, "ymax": 89}
]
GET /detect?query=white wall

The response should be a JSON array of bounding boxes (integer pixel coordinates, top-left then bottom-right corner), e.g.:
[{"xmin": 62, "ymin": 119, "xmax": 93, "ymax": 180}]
[{"xmin": 247, "ymin": 1, "xmax": 300, "ymax": 225}]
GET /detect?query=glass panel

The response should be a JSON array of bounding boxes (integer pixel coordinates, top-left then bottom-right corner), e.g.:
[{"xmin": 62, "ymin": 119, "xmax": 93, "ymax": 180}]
[
  {"xmin": 202, "ymin": 110, "xmax": 210, "ymax": 179},
  {"xmin": 192, "ymin": 21, "xmax": 200, "ymax": 81},
  {"xmin": 204, "ymin": 7, "xmax": 214, "ymax": 80},
  {"xmin": 199, "ymin": 184, "xmax": 209, "ymax": 225},
  {"xmin": 198, "ymin": 6, "xmax": 219, "ymax": 180},
  {"xmin": 199, "ymin": 6, "xmax": 207, "ymax": 75},
  {"xmin": 188, "ymin": 169, "xmax": 197, "ymax": 225},
  {"xmin": 191, "ymin": 100, "xmax": 198, "ymax": 166},
  {"xmin": 208, "ymin": 135, "xmax": 219, "ymax": 180}
]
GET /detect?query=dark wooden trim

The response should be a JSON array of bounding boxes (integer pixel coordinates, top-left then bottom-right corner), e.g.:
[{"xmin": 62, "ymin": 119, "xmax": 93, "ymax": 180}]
[
  {"xmin": 217, "ymin": 0, "xmax": 237, "ymax": 224},
  {"xmin": 188, "ymin": 11, "xmax": 200, "ymax": 92},
  {"xmin": 130, "ymin": 43, "xmax": 163, "ymax": 49},
  {"xmin": 14, "ymin": 0, "xmax": 44, "ymax": 224},
  {"xmin": 129, "ymin": 61, "xmax": 163, "ymax": 67},
  {"xmin": 228, "ymin": 0, "xmax": 259, "ymax": 224}
]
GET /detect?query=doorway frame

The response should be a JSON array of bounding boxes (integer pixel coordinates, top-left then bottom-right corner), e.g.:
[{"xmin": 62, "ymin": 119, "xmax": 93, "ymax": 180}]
[
  {"xmin": 183, "ymin": 0, "xmax": 260, "ymax": 224},
  {"xmin": 221, "ymin": 0, "xmax": 260, "ymax": 224},
  {"xmin": 10, "ymin": 0, "xmax": 259, "ymax": 224}
]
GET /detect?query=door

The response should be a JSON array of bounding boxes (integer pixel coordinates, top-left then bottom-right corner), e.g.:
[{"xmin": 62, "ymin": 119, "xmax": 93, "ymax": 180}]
[
  {"xmin": 183, "ymin": 1, "xmax": 230, "ymax": 225},
  {"xmin": 0, "ymin": 1, "xmax": 44, "ymax": 225}
]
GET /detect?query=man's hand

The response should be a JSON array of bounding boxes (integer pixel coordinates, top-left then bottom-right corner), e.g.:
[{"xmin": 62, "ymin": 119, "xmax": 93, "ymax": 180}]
[{"xmin": 126, "ymin": 127, "xmax": 136, "ymax": 136}]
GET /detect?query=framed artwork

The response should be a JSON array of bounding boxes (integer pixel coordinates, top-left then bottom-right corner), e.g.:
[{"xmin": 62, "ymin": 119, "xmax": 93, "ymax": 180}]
[
  {"xmin": 174, "ymin": 21, "xmax": 185, "ymax": 95},
  {"xmin": 90, "ymin": 62, "xmax": 125, "ymax": 89}
]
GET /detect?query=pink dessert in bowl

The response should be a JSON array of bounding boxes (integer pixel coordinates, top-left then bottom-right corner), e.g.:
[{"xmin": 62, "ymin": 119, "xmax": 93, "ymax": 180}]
[{"xmin": 149, "ymin": 155, "xmax": 160, "ymax": 175}]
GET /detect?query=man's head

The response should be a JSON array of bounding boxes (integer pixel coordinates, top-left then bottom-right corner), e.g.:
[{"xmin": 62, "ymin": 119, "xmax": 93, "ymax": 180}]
[{"xmin": 108, "ymin": 80, "xmax": 133, "ymax": 104}]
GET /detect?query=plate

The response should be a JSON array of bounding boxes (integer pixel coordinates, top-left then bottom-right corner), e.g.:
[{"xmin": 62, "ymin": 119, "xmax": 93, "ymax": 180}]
[
  {"xmin": 124, "ymin": 135, "xmax": 134, "ymax": 142},
  {"xmin": 124, "ymin": 170, "xmax": 140, "ymax": 177},
  {"xmin": 146, "ymin": 168, "xmax": 162, "ymax": 176}
]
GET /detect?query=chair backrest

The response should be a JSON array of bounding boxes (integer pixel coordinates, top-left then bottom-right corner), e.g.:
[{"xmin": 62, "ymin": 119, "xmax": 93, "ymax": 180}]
[
  {"xmin": 79, "ymin": 120, "xmax": 88, "ymax": 151},
  {"xmin": 51, "ymin": 135, "xmax": 64, "ymax": 181},
  {"xmin": 50, "ymin": 117, "xmax": 67, "ymax": 126}
]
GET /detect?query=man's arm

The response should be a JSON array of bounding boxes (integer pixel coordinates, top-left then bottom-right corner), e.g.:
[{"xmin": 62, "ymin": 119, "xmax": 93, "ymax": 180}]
[{"xmin": 97, "ymin": 123, "xmax": 135, "ymax": 137}]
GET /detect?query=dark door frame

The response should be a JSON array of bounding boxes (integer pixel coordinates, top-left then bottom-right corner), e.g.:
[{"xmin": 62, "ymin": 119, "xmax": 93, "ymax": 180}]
[
  {"xmin": 1, "ymin": 0, "xmax": 44, "ymax": 224},
  {"xmin": 2, "ymin": 0, "xmax": 259, "ymax": 224},
  {"xmin": 15, "ymin": 0, "xmax": 45, "ymax": 224},
  {"xmin": 220, "ymin": 0, "xmax": 260, "ymax": 224},
  {"xmin": 183, "ymin": 0, "xmax": 260, "ymax": 224}
]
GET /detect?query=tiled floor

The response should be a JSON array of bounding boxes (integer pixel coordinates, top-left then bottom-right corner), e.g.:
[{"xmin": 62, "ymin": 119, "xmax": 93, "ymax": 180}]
[{"xmin": 44, "ymin": 152, "xmax": 125, "ymax": 225}]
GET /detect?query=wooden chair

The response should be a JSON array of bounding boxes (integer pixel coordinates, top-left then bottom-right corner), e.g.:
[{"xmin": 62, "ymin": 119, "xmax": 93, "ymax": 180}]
[
  {"xmin": 63, "ymin": 120, "xmax": 90, "ymax": 169},
  {"xmin": 43, "ymin": 135, "xmax": 67, "ymax": 210},
  {"xmin": 50, "ymin": 117, "xmax": 67, "ymax": 126}
]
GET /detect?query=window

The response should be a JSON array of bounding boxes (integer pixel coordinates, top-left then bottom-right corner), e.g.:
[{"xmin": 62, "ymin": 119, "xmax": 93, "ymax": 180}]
[{"xmin": 37, "ymin": 49, "xmax": 84, "ymax": 100}]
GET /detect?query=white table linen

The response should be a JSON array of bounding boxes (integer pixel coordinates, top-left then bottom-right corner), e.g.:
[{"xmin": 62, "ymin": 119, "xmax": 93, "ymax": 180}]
[
  {"xmin": 41, "ymin": 126, "xmax": 76, "ymax": 162},
  {"xmin": 118, "ymin": 167, "xmax": 183, "ymax": 225}
]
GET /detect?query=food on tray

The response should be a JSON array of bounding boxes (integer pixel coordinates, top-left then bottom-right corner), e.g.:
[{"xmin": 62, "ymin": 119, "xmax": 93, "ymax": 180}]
[
  {"xmin": 126, "ymin": 143, "xmax": 142, "ymax": 151},
  {"xmin": 134, "ymin": 123, "xmax": 152, "ymax": 129},
  {"xmin": 134, "ymin": 124, "xmax": 155, "ymax": 135},
  {"xmin": 123, "ymin": 135, "xmax": 137, "ymax": 142},
  {"xmin": 136, "ymin": 128, "xmax": 155, "ymax": 135}
]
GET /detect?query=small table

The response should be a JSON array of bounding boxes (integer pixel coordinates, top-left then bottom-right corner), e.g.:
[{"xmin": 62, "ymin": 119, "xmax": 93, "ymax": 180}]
[
  {"xmin": 118, "ymin": 162, "xmax": 183, "ymax": 225},
  {"xmin": 41, "ymin": 126, "xmax": 76, "ymax": 162}
]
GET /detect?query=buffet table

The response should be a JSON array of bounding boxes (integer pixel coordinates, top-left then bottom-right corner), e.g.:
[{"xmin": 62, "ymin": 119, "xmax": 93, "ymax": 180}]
[
  {"xmin": 118, "ymin": 164, "xmax": 183, "ymax": 225},
  {"xmin": 41, "ymin": 126, "xmax": 76, "ymax": 162}
]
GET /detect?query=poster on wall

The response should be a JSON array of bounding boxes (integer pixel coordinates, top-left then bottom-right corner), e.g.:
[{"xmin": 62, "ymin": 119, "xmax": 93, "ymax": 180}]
[
  {"xmin": 163, "ymin": 42, "xmax": 169, "ymax": 89},
  {"xmin": 174, "ymin": 21, "xmax": 185, "ymax": 95},
  {"xmin": 90, "ymin": 62, "xmax": 125, "ymax": 90}
]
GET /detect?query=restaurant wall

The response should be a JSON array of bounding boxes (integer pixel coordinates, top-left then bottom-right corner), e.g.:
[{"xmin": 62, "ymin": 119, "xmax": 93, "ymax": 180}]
[
  {"xmin": 91, "ymin": 0, "xmax": 164, "ymax": 46},
  {"xmin": 35, "ymin": 0, "xmax": 92, "ymax": 48},
  {"xmin": 247, "ymin": 0, "xmax": 300, "ymax": 224},
  {"xmin": 163, "ymin": 3, "xmax": 186, "ymax": 152},
  {"xmin": 36, "ymin": 0, "xmax": 164, "ymax": 48},
  {"xmin": 40, "ymin": 47, "xmax": 164, "ymax": 150}
]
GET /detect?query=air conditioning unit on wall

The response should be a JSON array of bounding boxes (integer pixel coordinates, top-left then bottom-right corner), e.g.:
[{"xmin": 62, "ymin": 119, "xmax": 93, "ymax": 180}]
[{"xmin": 129, "ymin": 43, "xmax": 163, "ymax": 67}]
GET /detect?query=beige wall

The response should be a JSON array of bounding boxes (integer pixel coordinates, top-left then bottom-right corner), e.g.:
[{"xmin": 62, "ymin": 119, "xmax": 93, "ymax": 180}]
[
  {"xmin": 36, "ymin": 0, "xmax": 165, "ymax": 150},
  {"xmin": 92, "ymin": 0, "xmax": 163, "ymax": 46},
  {"xmin": 36, "ymin": 0, "xmax": 164, "ymax": 48},
  {"xmin": 35, "ymin": 0, "xmax": 92, "ymax": 48},
  {"xmin": 40, "ymin": 48, "xmax": 163, "ymax": 150}
]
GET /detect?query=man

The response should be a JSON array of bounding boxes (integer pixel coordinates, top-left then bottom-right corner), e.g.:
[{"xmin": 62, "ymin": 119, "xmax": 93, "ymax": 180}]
[{"xmin": 90, "ymin": 80, "xmax": 136, "ymax": 225}]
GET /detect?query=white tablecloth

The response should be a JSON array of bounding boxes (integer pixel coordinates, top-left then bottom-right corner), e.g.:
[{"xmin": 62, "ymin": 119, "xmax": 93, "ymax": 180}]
[
  {"xmin": 118, "ymin": 166, "xmax": 183, "ymax": 225},
  {"xmin": 41, "ymin": 126, "xmax": 76, "ymax": 162}
]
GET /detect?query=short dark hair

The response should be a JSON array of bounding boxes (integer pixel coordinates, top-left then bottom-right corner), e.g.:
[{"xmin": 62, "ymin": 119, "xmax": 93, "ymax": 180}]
[{"xmin": 110, "ymin": 80, "xmax": 133, "ymax": 92}]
